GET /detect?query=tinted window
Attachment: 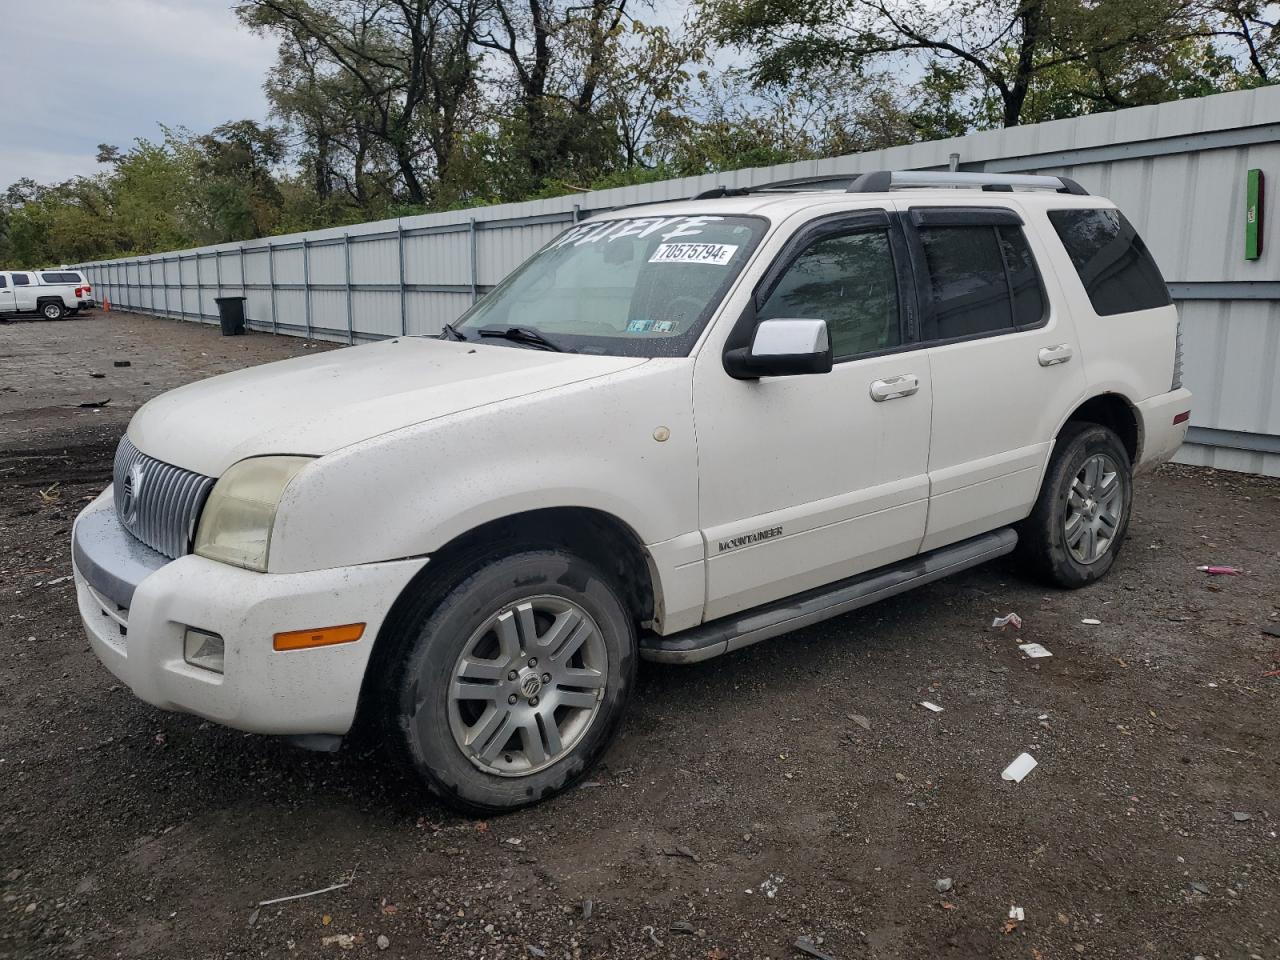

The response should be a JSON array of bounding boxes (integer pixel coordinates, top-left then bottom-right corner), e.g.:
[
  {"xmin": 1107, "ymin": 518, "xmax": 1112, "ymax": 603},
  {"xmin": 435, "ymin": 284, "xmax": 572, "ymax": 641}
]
[
  {"xmin": 11, "ymin": 273, "xmax": 30, "ymax": 286},
  {"xmin": 0, "ymin": 275, "xmax": 7, "ymax": 288},
  {"xmin": 41, "ymin": 271, "xmax": 80, "ymax": 283},
  {"xmin": 1047, "ymin": 208, "xmax": 1170, "ymax": 315},
  {"xmin": 997, "ymin": 225, "xmax": 1046, "ymax": 327},
  {"xmin": 758, "ymin": 228, "xmax": 900, "ymax": 358},
  {"xmin": 918, "ymin": 226, "xmax": 1012, "ymax": 340}
]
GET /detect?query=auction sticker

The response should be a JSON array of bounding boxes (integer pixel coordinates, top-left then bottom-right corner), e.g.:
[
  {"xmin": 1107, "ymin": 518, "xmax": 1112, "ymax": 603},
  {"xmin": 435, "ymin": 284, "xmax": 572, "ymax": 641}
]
[{"xmin": 649, "ymin": 242, "xmax": 738, "ymax": 266}]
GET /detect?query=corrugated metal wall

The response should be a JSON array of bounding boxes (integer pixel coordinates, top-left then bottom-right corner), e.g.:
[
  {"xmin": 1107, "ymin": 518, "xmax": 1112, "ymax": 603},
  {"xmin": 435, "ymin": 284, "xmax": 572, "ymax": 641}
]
[{"xmin": 76, "ymin": 86, "xmax": 1280, "ymax": 474}]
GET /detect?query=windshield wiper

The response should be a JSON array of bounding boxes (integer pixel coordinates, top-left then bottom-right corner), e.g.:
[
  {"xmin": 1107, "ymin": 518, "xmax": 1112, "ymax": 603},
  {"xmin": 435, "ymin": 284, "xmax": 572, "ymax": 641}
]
[
  {"xmin": 476, "ymin": 325, "xmax": 565, "ymax": 352},
  {"xmin": 440, "ymin": 322, "xmax": 468, "ymax": 342}
]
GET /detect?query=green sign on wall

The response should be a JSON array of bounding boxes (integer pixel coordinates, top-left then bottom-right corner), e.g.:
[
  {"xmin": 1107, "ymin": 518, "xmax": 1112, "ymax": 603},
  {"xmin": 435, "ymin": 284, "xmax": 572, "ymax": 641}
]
[{"xmin": 1246, "ymin": 168, "xmax": 1264, "ymax": 260}]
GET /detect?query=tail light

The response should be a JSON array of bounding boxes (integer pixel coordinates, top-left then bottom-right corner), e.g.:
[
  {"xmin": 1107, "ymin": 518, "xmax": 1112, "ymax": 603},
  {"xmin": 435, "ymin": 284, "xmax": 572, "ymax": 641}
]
[
  {"xmin": 1171, "ymin": 313, "xmax": 1184, "ymax": 390},
  {"xmin": 75, "ymin": 287, "xmax": 83, "ymax": 297}
]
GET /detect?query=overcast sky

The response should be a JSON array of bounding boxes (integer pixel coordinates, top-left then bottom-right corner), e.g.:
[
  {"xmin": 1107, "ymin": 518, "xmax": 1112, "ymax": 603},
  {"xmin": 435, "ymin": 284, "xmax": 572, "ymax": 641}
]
[{"xmin": 0, "ymin": 0, "xmax": 278, "ymax": 187}]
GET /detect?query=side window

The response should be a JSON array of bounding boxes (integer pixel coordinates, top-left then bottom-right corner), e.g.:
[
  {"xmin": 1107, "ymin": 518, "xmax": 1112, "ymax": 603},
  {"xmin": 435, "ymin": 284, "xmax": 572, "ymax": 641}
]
[
  {"xmin": 915, "ymin": 221, "xmax": 1046, "ymax": 340},
  {"xmin": 11, "ymin": 273, "xmax": 30, "ymax": 286},
  {"xmin": 917, "ymin": 225, "xmax": 1012, "ymax": 340},
  {"xmin": 758, "ymin": 228, "xmax": 901, "ymax": 358},
  {"xmin": 0, "ymin": 275, "xmax": 7, "ymax": 288},
  {"xmin": 1047, "ymin": 208, "xmax": 1171, "ymax": 316},
  {"xmin": 997, "ymin": 225, "xmax": 1046, "ymax": 327}
]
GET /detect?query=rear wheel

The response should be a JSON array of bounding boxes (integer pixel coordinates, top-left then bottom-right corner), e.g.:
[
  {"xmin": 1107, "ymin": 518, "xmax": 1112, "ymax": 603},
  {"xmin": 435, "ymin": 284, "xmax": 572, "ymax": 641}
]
[
  {"xmin": 1016, "ymin": 422, "xmax": 1132, "ymax": 588},
  {"xmin": 41, "ymin": 301, "xmax": 65, "ymax": 321},
  {"xmin": 382, "ymin": 549, "xmax": 636, "ymax": 813}
]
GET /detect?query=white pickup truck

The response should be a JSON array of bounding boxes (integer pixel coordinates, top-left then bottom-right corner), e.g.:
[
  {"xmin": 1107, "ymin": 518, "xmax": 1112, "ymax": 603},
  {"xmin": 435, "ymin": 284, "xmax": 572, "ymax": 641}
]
[
  {"xmin": 71, "ymin": 171, "xmax": 1191, "ymax": 812},
  {"xmin": 0, "ymin": 269, "xmax": 89, "ymax": 320}
]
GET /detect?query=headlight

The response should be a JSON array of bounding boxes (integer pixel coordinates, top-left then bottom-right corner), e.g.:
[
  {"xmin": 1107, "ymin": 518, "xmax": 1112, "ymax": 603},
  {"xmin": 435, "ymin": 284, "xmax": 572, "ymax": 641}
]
[{"xmin": 193, "ymin": 456, "xmax": 311, "ymax": 572}]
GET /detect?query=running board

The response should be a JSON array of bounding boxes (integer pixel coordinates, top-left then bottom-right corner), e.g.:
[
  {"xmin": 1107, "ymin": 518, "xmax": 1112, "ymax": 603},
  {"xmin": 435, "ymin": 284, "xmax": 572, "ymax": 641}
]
[{"xmin": 640, "ymin": 528, "xmax": 1018, "ymax": 664}]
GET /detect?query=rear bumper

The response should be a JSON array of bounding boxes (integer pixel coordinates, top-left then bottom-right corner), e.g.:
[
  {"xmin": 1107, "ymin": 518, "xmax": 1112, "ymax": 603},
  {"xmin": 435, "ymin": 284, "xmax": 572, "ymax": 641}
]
[
  {"xmin": 72, "ymin": 488, "xmax": 427, "ymax": 736},
  {"xmin": 1136, "ymin": 387, "xmax": 1193, "ymax": 472}
]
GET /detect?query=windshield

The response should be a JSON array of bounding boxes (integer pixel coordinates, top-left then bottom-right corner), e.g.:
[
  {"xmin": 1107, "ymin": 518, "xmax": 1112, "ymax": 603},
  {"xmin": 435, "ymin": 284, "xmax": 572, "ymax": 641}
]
[{"xmin": 452, "ymin": 214, "xmax": 767, "ymax": 356}]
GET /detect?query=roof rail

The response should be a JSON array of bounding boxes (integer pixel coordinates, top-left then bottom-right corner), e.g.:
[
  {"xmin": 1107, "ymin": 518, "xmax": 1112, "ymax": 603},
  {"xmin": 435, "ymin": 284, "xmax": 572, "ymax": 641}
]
[
  {"xmin": 755, "ymin": 175, "xmax": 861, "ymax": 192},
  {"xmin": 848, "ymin": 170, "xmax": 1089, "ymax": 196},
  {"xmin": 692, "ymin": 185, "xmax": 752, "ymax": 199}
]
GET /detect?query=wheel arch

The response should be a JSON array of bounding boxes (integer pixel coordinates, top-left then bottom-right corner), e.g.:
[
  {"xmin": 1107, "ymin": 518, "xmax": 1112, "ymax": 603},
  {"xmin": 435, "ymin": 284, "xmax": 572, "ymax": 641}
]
[
  {"xmin": 351, "ymin": 506, "xmax": 657, "ymax": 735},
  {"xmin": 1057, "ymin": 392, "xmax": 1142, "ymax": 465}
]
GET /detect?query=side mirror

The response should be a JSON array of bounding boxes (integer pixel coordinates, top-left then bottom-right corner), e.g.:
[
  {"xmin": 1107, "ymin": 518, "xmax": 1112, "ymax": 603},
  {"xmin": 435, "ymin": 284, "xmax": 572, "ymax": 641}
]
[{"xmin": 723, "ymin": 318, "xmax": 833, "ymax": 380}]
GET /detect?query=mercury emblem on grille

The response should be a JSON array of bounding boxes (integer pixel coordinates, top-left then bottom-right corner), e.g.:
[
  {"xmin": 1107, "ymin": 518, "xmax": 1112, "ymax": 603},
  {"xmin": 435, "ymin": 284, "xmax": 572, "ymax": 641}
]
[{"xmin": 121, "ymin": 462, "xmax": 145, "ymax": 525}]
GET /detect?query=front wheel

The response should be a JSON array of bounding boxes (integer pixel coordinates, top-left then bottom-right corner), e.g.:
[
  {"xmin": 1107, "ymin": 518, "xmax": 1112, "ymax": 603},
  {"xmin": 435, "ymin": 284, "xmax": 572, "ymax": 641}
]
[
  {"xmin": 382, "ymin": 549, "xmax": 636, "ymax": 813},
  {"xmin": 41, "ymin": 301, "xmax": 65, "ymax": 321},
  {"xmin": 1016, "ymin": 422, "xmax": 1133, "ymax": 588}
]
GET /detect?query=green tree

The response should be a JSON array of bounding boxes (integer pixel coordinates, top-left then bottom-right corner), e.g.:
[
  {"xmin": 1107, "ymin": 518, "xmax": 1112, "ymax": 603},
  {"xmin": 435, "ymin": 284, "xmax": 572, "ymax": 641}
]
[
  {"xmin": 701, "ymin": 0, "xmax": 1238, "ymax": 127},
  {"xmin": 238, "ymin": 0, "xmax": 487, "ymax": 206}
]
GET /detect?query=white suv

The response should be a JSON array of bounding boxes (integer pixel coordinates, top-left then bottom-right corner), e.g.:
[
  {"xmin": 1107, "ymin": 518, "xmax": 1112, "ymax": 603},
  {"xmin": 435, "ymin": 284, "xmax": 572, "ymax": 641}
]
[{"xmin": 71, "ymin": 171, "xmax": 1191, "ymax": 812}]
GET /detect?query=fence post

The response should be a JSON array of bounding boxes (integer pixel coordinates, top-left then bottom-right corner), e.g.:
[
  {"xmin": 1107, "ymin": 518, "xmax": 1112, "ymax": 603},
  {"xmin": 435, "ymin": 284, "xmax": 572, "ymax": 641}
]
[
  {"xmin": 469, "ymin": 217, "xmax": 479, "ymax": 304},
  {"xmin": 344, "ymin": 232, "xmax": 354, "ymax": 344},
  {"xmin": 215, "ymin": 249, "xmax": 223, "ymax": 307},
  {"xmin": 268, "ymin": 242, "xmax": 278, "ymax": 335},
  {"xmin": 148, "ymin": 258, "xmax": 156, "ymax": 315},
  {"xmin": 163, "ymin": 258, "xmax": 171, "ymax": 318},
  {"xmin": 573, "ymin": 203, "xmax": 581, "ymax": 223},
  {"xmin": 397, "ymin": 221, "xmax": 406, "ymax": 336},
  {"xmin": 302, "ymin": 238, "xmax": 312, "ymax": 339},
  {"xmin": 178, "ymin": 257, "xmax": 186, "ymax": 323},
  {"xmin": 240, "ymin": 245, "xmax": 247, "ymax": 302}
]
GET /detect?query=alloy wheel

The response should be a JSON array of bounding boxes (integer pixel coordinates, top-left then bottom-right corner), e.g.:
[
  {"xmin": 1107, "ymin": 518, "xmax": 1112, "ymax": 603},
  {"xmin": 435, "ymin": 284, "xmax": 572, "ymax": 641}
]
[
  {"xmin": 440, "ymin": 595, "xmax": 608, "ymax": 777},
  {"xmin": 1064, "ymin": 453, "xmax": 1124, "ymax": 564}
]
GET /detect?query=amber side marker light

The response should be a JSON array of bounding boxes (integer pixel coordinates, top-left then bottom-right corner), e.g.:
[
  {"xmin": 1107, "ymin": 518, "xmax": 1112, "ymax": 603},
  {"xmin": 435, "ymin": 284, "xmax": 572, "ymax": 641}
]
[{"xmin": 273, "ymin": 623, "xmax": 366, "ymax": 652}]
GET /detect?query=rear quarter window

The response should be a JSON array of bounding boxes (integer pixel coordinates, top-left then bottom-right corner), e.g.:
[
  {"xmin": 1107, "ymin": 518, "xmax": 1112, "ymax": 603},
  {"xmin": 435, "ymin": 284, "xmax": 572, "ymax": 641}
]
[
  {"xmin": 1047, "ymin": 208, "xmax": 1171, "ymax": 316},
  {"xmin": 41, "ymin": 271, "xmax": 81, "ymax": 283}
]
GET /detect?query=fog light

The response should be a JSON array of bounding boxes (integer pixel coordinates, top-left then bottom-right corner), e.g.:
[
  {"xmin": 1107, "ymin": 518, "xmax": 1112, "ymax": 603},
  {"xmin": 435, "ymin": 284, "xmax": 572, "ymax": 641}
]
[{"xmin": 184, "ymin": 629, "xmax": 225, "ymax": 673}]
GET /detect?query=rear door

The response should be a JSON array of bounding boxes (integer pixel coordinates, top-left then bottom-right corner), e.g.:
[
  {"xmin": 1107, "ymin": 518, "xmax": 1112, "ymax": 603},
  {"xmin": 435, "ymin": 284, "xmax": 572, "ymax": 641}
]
[
  {"xmin": 0, "ymin": 274, "xmax": 15, "ymax": 313},
  {"xmin": 896, "ymin": 202, "xmax": 1087, "ymax": 551}
]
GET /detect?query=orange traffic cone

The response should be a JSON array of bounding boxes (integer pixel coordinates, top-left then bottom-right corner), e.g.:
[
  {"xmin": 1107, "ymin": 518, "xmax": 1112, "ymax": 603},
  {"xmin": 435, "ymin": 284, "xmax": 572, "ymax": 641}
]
[{"xmin": 103, "ymin": 296, "xmax": 110, "ymax": 312}]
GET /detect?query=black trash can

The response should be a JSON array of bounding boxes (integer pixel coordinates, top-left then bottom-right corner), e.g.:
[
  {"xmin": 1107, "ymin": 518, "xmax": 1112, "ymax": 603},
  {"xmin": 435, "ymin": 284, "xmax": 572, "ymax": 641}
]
[{"xmin": 214, "ymin": 296, "xmax": 247, "ymax": 336}]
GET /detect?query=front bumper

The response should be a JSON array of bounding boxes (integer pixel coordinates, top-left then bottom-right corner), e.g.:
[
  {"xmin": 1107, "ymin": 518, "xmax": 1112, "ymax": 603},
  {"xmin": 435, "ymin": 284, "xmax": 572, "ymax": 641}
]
[{"xmin": 71, "ymin": 488, "xmax": 427, "ymax": 736}]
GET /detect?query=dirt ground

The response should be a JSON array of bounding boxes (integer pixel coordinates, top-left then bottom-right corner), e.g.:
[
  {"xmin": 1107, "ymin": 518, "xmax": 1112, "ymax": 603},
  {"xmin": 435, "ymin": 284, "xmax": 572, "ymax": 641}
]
[{"xmin": 2, "ymin": 310, "xmax": 1278, "ymax": 960}]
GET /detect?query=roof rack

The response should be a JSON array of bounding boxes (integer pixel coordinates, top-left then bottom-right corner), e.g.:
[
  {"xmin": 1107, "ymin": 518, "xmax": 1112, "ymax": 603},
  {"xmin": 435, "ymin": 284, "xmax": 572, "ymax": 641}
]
[{"xmin": 848, "ymin": 170, "xmax": 1089, "ymax": 196}]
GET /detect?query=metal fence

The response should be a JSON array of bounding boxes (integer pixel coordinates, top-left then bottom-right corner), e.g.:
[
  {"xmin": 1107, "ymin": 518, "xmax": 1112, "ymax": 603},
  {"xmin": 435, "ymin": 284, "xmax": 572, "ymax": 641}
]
[{"xmin": 76, "ymin": 85, "xmax": 1280, "ymax": 475}]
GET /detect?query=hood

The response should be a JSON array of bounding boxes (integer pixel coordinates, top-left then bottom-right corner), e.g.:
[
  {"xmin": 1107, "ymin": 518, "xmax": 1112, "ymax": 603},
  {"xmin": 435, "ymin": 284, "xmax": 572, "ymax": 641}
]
[{"xmin": 128, "ymin": 337, "xmax": 646, "ymax": 476}]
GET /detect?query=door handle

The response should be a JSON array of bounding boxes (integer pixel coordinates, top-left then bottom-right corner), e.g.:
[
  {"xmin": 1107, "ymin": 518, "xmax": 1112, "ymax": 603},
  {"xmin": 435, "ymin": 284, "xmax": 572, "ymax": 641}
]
[
  {"xmin": 869, "ymin": 374, "xmax": 920, "ymax": 402},
  {"xmin": 1038, "ymin": 343, "xmax": 1073, "ymax": 366}
]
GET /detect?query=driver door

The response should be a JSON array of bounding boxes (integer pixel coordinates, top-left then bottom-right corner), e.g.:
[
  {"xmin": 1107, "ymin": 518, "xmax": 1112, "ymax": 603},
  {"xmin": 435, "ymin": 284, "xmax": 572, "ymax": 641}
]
[{"xmin": 693, "ymin": 210, "xmax": 933, "ymax": 621}]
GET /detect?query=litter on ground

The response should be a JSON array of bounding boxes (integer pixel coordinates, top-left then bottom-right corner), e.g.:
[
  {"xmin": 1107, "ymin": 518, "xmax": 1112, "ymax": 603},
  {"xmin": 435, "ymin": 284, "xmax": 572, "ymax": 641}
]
[
  {"xmin": 1002, "ymin": 753, "xmax": 1038, "ymax": 783},
  {"xmin": 1018, "ymin": 642, "xmax": 1053, "ymax": 659},
  {"xmin": 920, "ymin": 701, "xmax": 944, "ymax": 713},
  {"xmin": 1008, "ymin": 906, "xmax": 1026, "ymax": 921},
  {"xmin": 847, "ymin": 713, "xmax": 872, "ymax": 730},
  {"xmin": 257, "ymin": 874, "xmax": 354, "ymax": 907},
  {"xmin": 1197, "ymin": 565, "xmax": 1242, "ymax": 575},
  {"xmin": 992, "ymin": 613, "xmax": 1022, "ymax": 629},
  {"xmin": 794, "ymin": 938, "xmax": 837, "ymax": 960},
  {"xmin": 1081, "ymin": 618, "xmax": 1102, "ymax": 625}
]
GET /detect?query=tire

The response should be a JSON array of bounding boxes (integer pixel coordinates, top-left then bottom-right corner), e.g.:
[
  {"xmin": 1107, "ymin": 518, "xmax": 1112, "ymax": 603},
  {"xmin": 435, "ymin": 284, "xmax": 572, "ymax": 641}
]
[
  {"xmin": 381, "ymin": 549, "xmax": 636, "ymax": 814},
  {"xmin": 41, "ymin": 301, "xmax": 65, "ymax": 321},
  {"xmin": 1016, "ymin": 422, "xmax": 1133, "ymax": 588}
]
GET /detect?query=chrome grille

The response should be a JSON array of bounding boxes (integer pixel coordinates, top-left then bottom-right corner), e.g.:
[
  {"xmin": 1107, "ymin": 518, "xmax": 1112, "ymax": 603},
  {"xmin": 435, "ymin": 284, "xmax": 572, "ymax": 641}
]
[{"xmin": 112, "ymin": 436, "xmax": 215, "ymax": 559}]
